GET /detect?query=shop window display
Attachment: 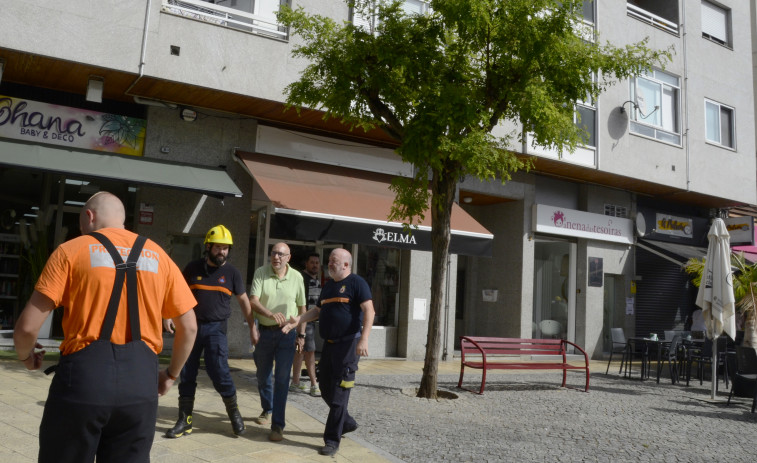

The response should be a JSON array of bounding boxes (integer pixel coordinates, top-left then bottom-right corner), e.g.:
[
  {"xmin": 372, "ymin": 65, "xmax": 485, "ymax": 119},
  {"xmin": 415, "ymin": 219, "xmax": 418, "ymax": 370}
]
[{"xmin": 357, "ymin": 245, "xmax": 400, "ymax": 327}]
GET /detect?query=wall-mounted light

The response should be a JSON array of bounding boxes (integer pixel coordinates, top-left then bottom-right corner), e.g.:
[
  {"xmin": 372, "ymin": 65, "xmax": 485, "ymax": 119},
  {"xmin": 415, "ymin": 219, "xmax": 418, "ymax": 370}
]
[
  {"xmin": 86, "ymin": 76, "xmax": 104, "ymax": 103},
  {"xmin": 462, "ymin": 196, "xmax": 473, "ymax": 204},
  {"xmin": 179, "ymin": 107, "xmax": 197, "ymax": 122}
]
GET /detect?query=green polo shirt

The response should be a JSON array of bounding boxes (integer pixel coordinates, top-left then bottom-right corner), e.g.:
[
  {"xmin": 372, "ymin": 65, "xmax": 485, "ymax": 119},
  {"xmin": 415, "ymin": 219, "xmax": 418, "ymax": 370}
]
[{"xmin": 250, "ymin": 263, "xmax": 306, "ymax": 326}]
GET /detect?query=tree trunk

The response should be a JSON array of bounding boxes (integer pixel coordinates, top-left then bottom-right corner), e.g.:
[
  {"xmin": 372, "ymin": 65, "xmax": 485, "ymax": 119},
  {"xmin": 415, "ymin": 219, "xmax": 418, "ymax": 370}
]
[
  {"xmin": 417, "ymin": 168, "xmax": 456, "ymax": 399},
  {"xmin": 742, "ymin": 310, "xmax": 757, "ymax": 349}
]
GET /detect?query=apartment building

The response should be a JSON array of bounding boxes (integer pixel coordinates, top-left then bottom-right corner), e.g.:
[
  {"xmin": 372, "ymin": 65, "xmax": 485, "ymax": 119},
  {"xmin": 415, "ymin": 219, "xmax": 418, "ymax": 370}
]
[{"xmin": 0, "ymin": 0, "xmax": 753, "ymax": 360}]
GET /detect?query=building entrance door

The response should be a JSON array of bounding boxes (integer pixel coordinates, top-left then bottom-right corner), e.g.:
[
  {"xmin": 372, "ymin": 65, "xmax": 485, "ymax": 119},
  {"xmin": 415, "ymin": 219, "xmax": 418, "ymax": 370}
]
[{"xmin": 532, "ymin": 238, "xmax": 576, "ymax": 342}]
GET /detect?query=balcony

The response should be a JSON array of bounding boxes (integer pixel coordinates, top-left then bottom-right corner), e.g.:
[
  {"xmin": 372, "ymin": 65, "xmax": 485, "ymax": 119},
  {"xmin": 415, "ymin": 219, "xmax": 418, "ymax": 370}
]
[
  {"xmin": 162, "ymin": 0, "xmax": 288, "ymax": 40},
  {"xmin": 627, "ymin": 3, "xmax": 678, "ymax": 35}
]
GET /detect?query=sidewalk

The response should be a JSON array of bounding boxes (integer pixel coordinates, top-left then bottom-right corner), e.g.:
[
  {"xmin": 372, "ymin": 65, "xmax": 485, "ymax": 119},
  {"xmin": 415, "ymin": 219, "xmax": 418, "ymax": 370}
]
[
  {"xmin": 2, "ymin": 355, "xmax": 757, "ymax": 462},
  {"xmin": 0, "ymin": 354, "xmax": 398, "ymax": 463}
]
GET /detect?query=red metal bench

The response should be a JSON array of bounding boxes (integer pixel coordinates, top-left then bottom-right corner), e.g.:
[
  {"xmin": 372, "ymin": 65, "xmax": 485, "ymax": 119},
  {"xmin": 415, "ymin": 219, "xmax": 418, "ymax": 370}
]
[{"xmin": 457, "ymin": 336, "xmax": 590, "ymax": 394}]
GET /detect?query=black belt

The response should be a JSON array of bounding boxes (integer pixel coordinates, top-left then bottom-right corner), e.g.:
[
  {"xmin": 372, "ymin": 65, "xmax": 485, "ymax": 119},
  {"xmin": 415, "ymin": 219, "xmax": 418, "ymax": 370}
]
[{"xmin": 259, "ymin": 324, "xmax": 281, "ymax": 331}]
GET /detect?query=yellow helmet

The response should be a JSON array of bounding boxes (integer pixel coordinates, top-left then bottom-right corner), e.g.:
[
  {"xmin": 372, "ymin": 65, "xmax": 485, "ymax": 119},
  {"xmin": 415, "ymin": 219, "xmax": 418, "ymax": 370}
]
[{"xmin": 204, "ymin": 225, "xmax": 233, "ymax": 245}]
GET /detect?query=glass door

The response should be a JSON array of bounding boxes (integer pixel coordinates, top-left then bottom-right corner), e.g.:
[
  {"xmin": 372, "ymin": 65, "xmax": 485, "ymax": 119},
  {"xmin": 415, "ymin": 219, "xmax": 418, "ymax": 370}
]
[
  {"xmin": 532, "ymin": 238, "xmax": 576, "ymax": 342},
  {"xmin": 602, "ymin": 275, "xmax": 625, "ymax": 353}
]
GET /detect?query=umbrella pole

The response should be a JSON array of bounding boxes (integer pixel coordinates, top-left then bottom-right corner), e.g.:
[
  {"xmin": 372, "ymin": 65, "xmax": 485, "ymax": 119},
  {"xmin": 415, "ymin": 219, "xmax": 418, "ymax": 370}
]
[{"xmin": 711, "ymin": 335, "xmax": 718, "ymax": 400}]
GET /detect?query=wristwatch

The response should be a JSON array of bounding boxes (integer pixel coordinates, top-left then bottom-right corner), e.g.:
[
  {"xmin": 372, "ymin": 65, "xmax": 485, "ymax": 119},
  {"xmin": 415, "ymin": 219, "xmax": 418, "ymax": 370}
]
[{"xmin": 297, "ymin": 333, "xmax": 306, "ymax": 339}]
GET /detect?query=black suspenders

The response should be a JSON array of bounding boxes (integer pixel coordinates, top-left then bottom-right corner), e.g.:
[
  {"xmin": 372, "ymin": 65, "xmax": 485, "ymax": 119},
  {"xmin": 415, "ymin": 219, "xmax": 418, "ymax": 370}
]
[
  {"xmin": 89, "ymin": 232, "xmax": 147, "ymax": 342},
  {"xmin": 44, "ymin": 232, "xmax": 148, "ymax": 376}
]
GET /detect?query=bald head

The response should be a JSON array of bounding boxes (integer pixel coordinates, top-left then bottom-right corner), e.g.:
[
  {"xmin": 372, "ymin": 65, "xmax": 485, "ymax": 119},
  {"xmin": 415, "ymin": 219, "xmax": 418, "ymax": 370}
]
[
  {"xmin": 327, "ymin": 248, "xmax": 352, "ymax": 281},
  {"xmin": 79, "ymin": 191, "xmax": 126, "ymax": 234}
]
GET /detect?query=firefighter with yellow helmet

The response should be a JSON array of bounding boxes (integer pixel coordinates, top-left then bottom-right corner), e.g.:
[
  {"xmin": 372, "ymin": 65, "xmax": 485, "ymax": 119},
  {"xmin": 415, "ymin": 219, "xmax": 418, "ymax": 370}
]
[{"xmin": 164, "ymin": 225, "xmax": 256, "ymax": 438}]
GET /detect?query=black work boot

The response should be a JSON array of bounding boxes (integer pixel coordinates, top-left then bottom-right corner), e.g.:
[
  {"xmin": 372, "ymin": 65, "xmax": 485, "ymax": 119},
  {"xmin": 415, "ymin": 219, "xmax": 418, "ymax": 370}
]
[
  {"xmin": 222, "ymin": 394, "xmax": 246, "ymax": 436},
  {"xmin": 165, "ymin": 397, "xmax": 194, "ymax": 438}
]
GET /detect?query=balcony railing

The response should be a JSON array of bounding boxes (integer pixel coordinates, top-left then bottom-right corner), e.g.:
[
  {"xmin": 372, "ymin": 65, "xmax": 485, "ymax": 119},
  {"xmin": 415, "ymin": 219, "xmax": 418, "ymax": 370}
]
[
  {"xmin": 162, "ymin": 0, "xmax": 288, "ymax": 40},
  {"xmin": 627, "ymin": 3, "xmax": 678, "ymax": 35}
]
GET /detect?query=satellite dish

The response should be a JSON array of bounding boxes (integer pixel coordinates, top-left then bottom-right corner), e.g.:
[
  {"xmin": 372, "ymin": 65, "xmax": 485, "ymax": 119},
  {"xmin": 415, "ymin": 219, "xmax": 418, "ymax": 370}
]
[
  {"xmin": 635, "ymin": 90, "xmax": 647, "ymax": 116},
  {"xmin": 635, "ymin": 212, "xmax": 646, "ymax": 237}
]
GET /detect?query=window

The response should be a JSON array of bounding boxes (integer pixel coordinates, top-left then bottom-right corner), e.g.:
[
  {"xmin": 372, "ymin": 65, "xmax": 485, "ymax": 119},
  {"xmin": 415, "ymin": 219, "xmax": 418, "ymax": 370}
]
[
  {"xmin": 572, "ymin": 74, "xmax": 596, "ymax": 148},
  {"xmin": 701, "ymin": 1, "xmax": 731, "ymax": 47},
  {"xmin": 356, "ymin": 245, "xmax": 401, "ymax": 326},
  {"xmin": 575, "ymin": 105, "xmax": 596, "ymax": 148},
  {"xmin": 604, "ymin": 204, "xmax": 628, "ymax": 218},
  {"xmin": 630, "ymin": 69, "xmax": 681, "ymax": 145},
  {"xmin": 581, "ymin": 0, "xmax": 595, "ymax": 23},
  {"xmin": 705, "ymin": 99, "xmax": 735, "ymax": 149}
]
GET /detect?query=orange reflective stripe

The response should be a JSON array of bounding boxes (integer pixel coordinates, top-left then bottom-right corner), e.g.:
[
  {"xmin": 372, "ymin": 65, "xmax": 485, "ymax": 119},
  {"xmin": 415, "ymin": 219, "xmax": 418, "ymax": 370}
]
[
  {"xmin": 189, "ymin": 284, "xmax": 233, "ymax": 296},
  {"xmin": 321, "ymin": 297, "xmax": 350, "ymax": 304}
]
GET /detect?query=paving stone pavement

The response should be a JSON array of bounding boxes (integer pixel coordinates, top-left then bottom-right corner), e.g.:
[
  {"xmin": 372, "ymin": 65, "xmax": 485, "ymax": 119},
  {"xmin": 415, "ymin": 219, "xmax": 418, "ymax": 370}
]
[
  {"xmin": 286, "ymin": 360, "xmax": 757, "ymax": 463},
  {"xmin": 2, "ymin": 354, "xmax": 757, "ymax": 462}
]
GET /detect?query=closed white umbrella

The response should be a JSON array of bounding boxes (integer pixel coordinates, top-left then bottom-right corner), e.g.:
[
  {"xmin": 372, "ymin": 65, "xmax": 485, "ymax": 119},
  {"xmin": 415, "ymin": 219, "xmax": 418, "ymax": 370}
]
[{"xmin": 695, "ymin": 218, "xmax": 736, "ymax": 399}]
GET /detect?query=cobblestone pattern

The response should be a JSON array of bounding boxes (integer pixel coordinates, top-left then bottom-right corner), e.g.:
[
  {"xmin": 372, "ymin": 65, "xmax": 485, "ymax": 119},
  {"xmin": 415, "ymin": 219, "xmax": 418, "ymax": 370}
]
[{"xmin": 284, "ymin": 371, "xmax": 757, "ymax": 463}]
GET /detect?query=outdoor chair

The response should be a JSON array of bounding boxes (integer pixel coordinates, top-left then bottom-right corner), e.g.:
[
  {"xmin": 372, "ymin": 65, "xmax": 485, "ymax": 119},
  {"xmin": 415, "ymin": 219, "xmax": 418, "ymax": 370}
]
[
  {"xmin": 727, "ymin": 346, "xmax": 757, "ymax": 413},
  {"xmin": 686, "ymin": 337, "xmax": 729, "ymax": 391},
  {"xmin": 606, "ymin": 328, "xmax": 630, "ymax": 375},
  {"xmin": 657, "ymin": 334, "xmax": 684, "ymax": 384}
]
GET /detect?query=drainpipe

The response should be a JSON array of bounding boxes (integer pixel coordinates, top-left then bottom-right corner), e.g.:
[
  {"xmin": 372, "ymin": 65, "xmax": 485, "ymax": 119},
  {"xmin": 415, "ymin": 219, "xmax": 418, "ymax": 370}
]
[
  {"xmin": 125, "ymin": 0, "xmax": 153, "ymax": 96},
  {"xmin": 681, "ymin": 0, "xmax": 691, "ymax": 192},
  {"xmin": 442, "ymin": 253, "xmax": 451, "ymax": 361}
]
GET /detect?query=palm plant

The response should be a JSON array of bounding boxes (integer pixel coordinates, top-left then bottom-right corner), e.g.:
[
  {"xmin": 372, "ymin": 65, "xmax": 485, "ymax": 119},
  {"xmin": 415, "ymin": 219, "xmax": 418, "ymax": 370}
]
[{"xmin": 685, "ymin": 252, "xmax": 757, "ymax": 348}]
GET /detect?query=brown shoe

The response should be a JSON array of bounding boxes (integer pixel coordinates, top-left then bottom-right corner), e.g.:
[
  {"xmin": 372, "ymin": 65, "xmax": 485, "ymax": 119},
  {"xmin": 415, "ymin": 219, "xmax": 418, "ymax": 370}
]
[{"xmin": 268, "ymin": 426, "xmax": 283, "ymax": 442}]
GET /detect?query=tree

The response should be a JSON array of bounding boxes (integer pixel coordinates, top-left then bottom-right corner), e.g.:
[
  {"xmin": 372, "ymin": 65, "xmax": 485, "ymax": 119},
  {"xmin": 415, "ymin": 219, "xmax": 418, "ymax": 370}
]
[{"xmin": 279, "ymin": 0, "xmax": 671, "ymax": 398}]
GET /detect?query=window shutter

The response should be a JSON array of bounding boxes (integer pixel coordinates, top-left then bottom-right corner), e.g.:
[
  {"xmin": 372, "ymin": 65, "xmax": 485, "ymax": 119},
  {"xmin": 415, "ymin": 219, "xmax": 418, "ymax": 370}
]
[
  {"xmin": 401, "ymin": 0, "xmax": 427, "ymax": 15},
  {"xmin": 350, "ymin": 3, "xmax": 375, "ymax": 33},
  {"xmin": 701, "ymin": 1, "xmax": 728, "ymax": 44}
]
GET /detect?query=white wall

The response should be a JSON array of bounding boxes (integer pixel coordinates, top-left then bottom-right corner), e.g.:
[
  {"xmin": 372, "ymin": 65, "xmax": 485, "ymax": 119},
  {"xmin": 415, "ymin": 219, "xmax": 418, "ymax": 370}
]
[{"xmin": 597, "ymin": 1, "xmax": 756, "ymax": 206}]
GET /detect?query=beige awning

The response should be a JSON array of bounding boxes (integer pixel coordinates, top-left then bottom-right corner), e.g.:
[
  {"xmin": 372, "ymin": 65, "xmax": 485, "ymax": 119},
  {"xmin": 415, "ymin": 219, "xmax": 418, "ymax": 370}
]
[{"xmin": 236, "ymin": 151, "xmax": 493, "ymax": 256}]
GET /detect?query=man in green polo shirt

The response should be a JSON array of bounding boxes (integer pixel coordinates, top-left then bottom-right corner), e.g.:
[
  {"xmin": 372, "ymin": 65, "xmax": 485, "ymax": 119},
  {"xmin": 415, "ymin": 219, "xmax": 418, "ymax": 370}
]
[{"xmin": 249, "ymin": 242, "xmax": 306, "ymax": 442}]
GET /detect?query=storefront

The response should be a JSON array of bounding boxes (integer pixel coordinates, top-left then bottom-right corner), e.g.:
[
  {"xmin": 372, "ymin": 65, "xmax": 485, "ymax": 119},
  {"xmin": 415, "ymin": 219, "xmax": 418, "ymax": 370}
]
[
  {"xmin": 233, "ymin": 126, "xmax": 494, "ymax": 357},
  {"xmin": 0, "ymin": 93, "xmax": 242, "ymax": 338},
  {"xmin": 634, "ymin": 205, "xmax": 710, "ymax": 337},
  {"xmin": 532, "ymin": 203, "xmax": 634, "ymax": 355}
]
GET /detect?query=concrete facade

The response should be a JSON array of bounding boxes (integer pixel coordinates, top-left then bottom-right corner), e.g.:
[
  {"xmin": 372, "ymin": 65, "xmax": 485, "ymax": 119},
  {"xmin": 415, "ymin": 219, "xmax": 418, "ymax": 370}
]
[{"xmin": 0, "ymin": 0, "xmax": 755, "ymax": 361}]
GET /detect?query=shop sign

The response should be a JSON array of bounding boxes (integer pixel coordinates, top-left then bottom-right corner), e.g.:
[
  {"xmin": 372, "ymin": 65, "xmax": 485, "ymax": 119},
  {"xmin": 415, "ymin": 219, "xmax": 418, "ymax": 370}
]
[
  {"xmin": 655, "ymin": 213, "xmax": 693, "ymax": 239},
  {"xmin": 270, "ymin": 212, "xmax": 493, "ymax": 256},
  {"xmin": 0, "ymin": 95, "xmax": 145, "ymax": 156},
  {"xmin": 532, "ymin": 204, "xmax": 633, "ymax": 244},
  {"xmin": 724, "ymin": 216, "xmax": 754, "ymax": 245},
  {"xmin": 371, "ymin": 227, "xmax": 417, "ymax": 246}
]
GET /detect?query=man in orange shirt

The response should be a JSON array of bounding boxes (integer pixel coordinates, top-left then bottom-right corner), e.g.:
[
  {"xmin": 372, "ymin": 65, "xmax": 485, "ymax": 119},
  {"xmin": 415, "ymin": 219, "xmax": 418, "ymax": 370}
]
[{"xmin": 14, "ymin": 191, "xmax": 198, "ymax": 463}]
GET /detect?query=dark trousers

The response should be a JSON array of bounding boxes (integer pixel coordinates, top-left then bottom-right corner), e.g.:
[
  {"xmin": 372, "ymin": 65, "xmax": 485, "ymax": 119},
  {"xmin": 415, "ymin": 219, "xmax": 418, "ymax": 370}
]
[
  {"xmin": 254, "ymin": 328, "xmax": 296, "ymax": 429},
  {"xmin": 39, "ymin": 340, "xmax": 159, "ymax": 463},
  {"xmin": 318, "ymin": 337, "xmax": 359, "ymax": 447},
  {"xmin": 178, "ymin": 320, "xmax": 235, "ymax": 399}
]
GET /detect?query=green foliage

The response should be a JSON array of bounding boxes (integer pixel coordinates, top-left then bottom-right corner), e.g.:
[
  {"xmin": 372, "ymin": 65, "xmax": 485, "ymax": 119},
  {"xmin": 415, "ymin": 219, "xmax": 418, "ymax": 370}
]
[
  {"xmin": 279, "ymin": 0, "xmax": 670, "ymax": 225},
  {"xmin": 280, "ymin": 0, "xmax": 671, "ymax": 398},
  {"xmin": 685, "ymin": 253, "xmax": 757, "ymax": 317}
]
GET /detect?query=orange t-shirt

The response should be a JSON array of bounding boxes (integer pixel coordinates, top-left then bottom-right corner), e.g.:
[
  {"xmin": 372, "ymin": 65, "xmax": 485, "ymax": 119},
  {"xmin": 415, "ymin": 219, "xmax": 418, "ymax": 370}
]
[{"xmin": 34, "ymin": 228, "xmax": 196, "ymax": 355}]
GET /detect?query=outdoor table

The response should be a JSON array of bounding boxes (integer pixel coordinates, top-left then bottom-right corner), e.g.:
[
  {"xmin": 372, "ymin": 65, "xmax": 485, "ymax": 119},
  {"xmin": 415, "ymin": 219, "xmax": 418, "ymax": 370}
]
[{"xmin": 627, "ymin": 337, "xmax": 670, "ymax": 382}]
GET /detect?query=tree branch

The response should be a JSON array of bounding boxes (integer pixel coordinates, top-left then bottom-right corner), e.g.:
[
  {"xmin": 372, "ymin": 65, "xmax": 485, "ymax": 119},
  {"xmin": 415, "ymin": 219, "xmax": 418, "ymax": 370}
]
[{"xmin": 357, "ymin": 80, "xmax": 405, "ymax": 141}]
